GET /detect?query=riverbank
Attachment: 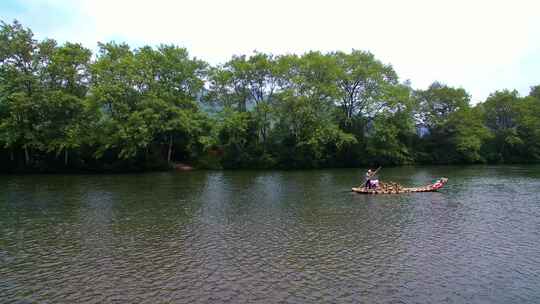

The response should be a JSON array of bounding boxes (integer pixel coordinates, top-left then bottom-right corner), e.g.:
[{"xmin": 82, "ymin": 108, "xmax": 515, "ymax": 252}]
[{"xmin": 2, "ymin": 160, "xmax": 539, "ymax": 174}]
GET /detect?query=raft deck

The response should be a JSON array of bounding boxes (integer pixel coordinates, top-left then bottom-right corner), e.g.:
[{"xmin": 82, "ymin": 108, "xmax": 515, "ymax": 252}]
[
  {"xmin": 352, "ymin": 178, "xmax": 448, "ymax": 194},
  {"xmin": 352, "ymin": 186, "xmax": 437, "ymax": 194}
]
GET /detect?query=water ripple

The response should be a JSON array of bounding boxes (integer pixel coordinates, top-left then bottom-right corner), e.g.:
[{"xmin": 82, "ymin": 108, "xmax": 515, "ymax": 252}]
[{"xmin": 1, "ymin": 167, "xmax": 540, "ymax": 303}]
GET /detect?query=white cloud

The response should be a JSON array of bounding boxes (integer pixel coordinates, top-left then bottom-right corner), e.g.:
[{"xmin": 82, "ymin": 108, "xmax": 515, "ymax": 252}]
[{"xmin": 3, "ymin": 0, "xmax": 540, "ymax": 102}]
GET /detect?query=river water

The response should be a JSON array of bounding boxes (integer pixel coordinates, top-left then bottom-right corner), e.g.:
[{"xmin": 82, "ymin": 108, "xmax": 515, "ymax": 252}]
[{"xmin": 1, "ymin": 166, "xmax": 540, "ymax": 303}]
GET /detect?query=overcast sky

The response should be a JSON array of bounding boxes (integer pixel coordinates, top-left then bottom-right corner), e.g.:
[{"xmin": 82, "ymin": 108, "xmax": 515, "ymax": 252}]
[{"xmin": 1, "ymin": 0, "xmax": 539, "ymax": 102}]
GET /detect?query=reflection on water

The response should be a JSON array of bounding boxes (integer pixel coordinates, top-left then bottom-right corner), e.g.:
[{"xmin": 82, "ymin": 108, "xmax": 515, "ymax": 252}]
[{"xmin": 1, "ymin": 166, "xmax": 540, "ymax": 303}]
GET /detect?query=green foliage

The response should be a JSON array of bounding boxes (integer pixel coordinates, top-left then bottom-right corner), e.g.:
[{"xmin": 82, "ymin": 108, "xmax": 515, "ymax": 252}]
[
  {"xmin": 88, "ymin": 42, "xmax": 207, "ymax": 161},
  {"xmin": 271, "ymin": 92, "xmax": 356, "ymax": 168},
  {"xmin": 447, "ymin": 107, "xmax": 491, "ymax": 163},
  {"xmin": 415, "ymin": 82, "xmax": 470, "ymax": 131},
  {"xmin": 529, "ymin": 85, "xmax": 540, "ymax": 100},
  {"xmin": 516, "ymin": 95, "xmax": 540, "ymax": 160},
  {"xmin": 208, "ymin": 52, "xmax": 276, "ymax": 111},
  {"xmin": 333, "ymin": 50, "xmax": 398, "ymax": 124},
  {"xmin": 1, "ymin": 19, "xmax": 539, "ymax": 172},
  {"xmin": 413, "ymin": 82, "xmax": 478, "ymax": 164},
  {"xmin": 481, "ymin": 90, "xmax": 523, "ymax": 162},
  {"xmin": 365, "ymin": 84, "xmax": 416, "ymax": 165}
]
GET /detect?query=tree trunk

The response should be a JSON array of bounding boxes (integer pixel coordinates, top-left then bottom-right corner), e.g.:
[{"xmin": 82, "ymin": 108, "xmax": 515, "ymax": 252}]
[
  {"xmin": 65, "ymin": 149, "xmax": 69, "ymax": 166},
  {"xmin": 239, "ymin": 96, "xmax": 247, "ymax": 112},
  {"xmin": 10, "ymin": 150, "xmax": 14, "ymax": 162},
  {"xmin": 24, "ymin": 146, "xmax": 30, "ymax": 165},
  {"xmin": 167, "ymin": 136, "xmax": 173, "ymax": 164},
  {"xmin": 262, "ymin": 111, "xmax": 268, "ymax": 150}
]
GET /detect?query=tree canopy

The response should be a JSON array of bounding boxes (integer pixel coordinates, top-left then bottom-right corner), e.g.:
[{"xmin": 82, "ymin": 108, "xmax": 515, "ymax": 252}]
[{"xmin": 1, "ymin": 20, "xmax": 539, "ymax": 172}]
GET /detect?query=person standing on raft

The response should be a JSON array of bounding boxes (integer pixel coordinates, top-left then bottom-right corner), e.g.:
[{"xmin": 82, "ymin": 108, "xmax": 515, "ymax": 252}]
[
  {"xmin": 364, "ymin": 169, "xmax": 376, "ymax": 189},
  {"xmin": 364, "ymin": 169, "xmax": 373, "ymax": 189},
  {"xmin": 364, "ymin": 167, "xmax": 380, "ymax": 189}
]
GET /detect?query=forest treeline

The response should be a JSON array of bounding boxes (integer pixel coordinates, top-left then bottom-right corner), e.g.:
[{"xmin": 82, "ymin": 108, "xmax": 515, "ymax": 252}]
[{"xmin": 1, "ymin": 20, "xmax": 539, "ymax": 172}]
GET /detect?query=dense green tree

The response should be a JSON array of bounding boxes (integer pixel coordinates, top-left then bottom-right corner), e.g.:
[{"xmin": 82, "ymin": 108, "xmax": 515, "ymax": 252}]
[
  {"xmin": 208, "ymin": 53, "xmax": 277, "ymax": 110},
  {"xmin": 413, "ymin": 82, "xmax": 473, "ymax": 163},
  {"xmin": 89, "ymin": 42, "xmax": 144, "ymax": 159},
  {"xmin": 365, "ymin": 84, "xmax": 416, "ymax": 165},
  {"xmin": 39, "ymin": 42, "xmax": 91, "ymax": 165},
  {"xmin": 272, "ymin": 52, "xmax": 357, "ymax": 167},
  {"xmin": 0, "ymin": 20, "xmax": 44, "ymax": 164},
  {"xmin": 89, "ymin": 43, "xmax": 207, "ymax": 163},
  {"xmin": 208, "ymin": 53, "xmax": 278, "ymax": 149},
  {"xmin": 333, "ymin": 50, "xmax": 398, "ymax": 125},
  {"xmin": 446, "ymin": 107, "xmax": 491, "ymax": 163},
  {"xmin": 481, "ymin": 90, "xmax": 522, "ymax": 162},
  {"xmin": 528, "ymin": 85, "xmax": 540, "ymax": 100},
  {"xmin": 135, "ymin": 45, "xmax": 208, "ymax": 163},
  {"xmin": 272, "ymin": 93, "xmax": 356, "ymax": 167},
  {"xmin": 0, "ymin": 92, "xmax": 40, "ymax": 164},
  {"xmin": 517, "ymin": 95, "xmax": 540, "ymax": 160},
  {"xmin": 414, "ymin": 82, "xmax": 470, "ymax": 132},
  {"xmin": 1, "ymin": 19, "xmax": 539, "ymax": 172},
  {"xmin": 214, "ymin": 109, "xmax": 256, "ymax": 167}
]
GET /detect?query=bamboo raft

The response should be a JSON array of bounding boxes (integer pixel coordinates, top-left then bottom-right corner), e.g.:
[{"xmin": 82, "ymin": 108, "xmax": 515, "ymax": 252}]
[{"xmin": 352, "ymin": 178, "xmax": 448, "ymax": 194}]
